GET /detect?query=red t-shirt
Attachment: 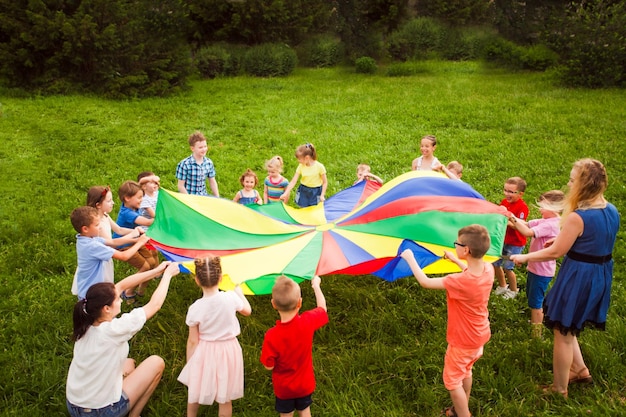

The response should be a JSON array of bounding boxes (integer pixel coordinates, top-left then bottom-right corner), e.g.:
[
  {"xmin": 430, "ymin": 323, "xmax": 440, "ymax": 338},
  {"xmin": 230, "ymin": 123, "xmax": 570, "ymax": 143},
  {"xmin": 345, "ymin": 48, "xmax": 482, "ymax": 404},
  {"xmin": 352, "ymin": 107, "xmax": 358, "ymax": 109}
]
[
  {"xmin": 443, "ymin": 263, "xmax": 494, "ymax": 349},
  {"xmin": 500, "ymin": 198, "xmax": 529, "ymax": 246},
  {"xmin": 260, "ymin": 307, "xmax": 329, "ymax": 399}
]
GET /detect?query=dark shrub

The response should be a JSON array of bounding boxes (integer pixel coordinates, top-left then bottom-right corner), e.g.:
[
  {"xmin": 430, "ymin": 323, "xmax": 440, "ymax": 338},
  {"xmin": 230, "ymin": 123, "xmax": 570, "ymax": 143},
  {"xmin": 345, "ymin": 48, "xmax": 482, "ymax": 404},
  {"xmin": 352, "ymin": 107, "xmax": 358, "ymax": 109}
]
[
  {"xmin": 519, "ymin": 44, "xmax": 558, "ymax": 71},
  {"xmin": 386, "ymin": 18, "xmax": 444, "ymax": 61},
  {"xmin": 243, "ymin": 44, "xmax": 297, "ymax": 77},
  {"xmin": 300, "ymin": 36, "xmax": 344, "ymax": 68},
  {"xmin": 195, "ymin": 45, "xmax": 229, "ymax": 78},
  {"xmin": 355, "ymin": 56, "xmax": 377, "ymax": 74}
]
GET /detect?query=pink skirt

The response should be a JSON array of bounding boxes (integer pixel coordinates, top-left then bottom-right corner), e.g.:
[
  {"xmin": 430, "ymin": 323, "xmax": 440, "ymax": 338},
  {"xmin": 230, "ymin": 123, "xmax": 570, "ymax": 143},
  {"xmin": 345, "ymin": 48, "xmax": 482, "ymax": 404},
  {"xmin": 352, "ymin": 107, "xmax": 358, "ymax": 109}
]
[{"xmin": 178, "ymin": 338, "xmax": 244, "ymax": 405}]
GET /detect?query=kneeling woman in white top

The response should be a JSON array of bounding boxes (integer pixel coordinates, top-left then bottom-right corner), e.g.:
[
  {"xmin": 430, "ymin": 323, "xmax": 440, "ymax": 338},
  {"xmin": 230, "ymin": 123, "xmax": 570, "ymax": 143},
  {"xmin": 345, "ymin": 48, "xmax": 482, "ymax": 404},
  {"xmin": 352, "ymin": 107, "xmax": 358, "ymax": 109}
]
[{"xmin": 66, "ymin": 262, "xmax": 180, "ymax": 417}]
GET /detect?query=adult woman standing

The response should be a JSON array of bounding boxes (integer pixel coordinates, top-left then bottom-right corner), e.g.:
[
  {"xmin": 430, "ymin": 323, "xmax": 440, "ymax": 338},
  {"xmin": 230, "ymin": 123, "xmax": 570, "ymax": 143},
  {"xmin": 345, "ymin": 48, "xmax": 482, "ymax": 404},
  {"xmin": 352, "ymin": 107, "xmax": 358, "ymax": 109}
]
[
  {"xmin": 66, "ymin": 262, "xmax": 180, "ymax": 417},
  {"xmin": 511, "ymin": 158, "xmax": 620, "ymax": 397}
]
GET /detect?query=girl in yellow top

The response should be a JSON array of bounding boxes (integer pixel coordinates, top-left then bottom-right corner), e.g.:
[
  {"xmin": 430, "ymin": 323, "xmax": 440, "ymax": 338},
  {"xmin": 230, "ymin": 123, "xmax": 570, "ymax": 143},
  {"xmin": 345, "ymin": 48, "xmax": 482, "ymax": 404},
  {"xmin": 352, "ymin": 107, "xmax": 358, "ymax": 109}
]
[{"xmin": 280, "ymin": 143, "xmax": 328, "ymax": 207}]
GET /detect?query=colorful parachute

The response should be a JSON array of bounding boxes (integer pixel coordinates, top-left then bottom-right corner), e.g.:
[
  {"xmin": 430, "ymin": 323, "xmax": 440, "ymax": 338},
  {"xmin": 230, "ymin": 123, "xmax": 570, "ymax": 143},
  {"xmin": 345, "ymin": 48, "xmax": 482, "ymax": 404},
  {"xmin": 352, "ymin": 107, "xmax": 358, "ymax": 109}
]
[{"xmin": 148, "ymin": 171, "xmax": 508, "ymax": 295}]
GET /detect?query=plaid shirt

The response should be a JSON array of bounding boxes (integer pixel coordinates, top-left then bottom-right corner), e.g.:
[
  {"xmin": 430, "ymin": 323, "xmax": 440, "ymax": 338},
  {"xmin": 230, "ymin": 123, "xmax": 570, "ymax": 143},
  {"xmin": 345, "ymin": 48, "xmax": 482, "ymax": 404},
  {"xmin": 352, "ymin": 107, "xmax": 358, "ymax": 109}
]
[{"xmin": 175, "ymin": 155, "xmax": 216, "ymax": 195}]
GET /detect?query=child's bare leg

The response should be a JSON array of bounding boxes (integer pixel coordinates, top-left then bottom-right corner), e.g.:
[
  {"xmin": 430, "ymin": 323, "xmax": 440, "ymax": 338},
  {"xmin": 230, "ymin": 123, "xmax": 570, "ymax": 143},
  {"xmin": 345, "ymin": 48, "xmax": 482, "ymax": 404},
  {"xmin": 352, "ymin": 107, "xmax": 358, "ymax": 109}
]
[
  {"xmin": 449, "ymin": 386, "xmax": 471, "ymax": 417},
  {"xmin": 218, "ymin": 401, "xmax": 232, "ymax": 417},
  {"xmin": 494, "ymin": 266, "xmax": 506, "ymax": 288},
  {"xmin": 187, "ymin": 402, "xmax": 200, "ymax": 417},
  {"xmin": 505, "ymin": 269, "xmax": 518, "ymax": 292},
  {"xmin": 297, "ymin": 406, "xmax": 311, "ymax": 417},
  {"xmin": 279, "ymin": 412, "xmax": 295, "ymax": 417},
  {"xmin": 123, "ymin": 355, "xmax": 165, "ymax": 417}
]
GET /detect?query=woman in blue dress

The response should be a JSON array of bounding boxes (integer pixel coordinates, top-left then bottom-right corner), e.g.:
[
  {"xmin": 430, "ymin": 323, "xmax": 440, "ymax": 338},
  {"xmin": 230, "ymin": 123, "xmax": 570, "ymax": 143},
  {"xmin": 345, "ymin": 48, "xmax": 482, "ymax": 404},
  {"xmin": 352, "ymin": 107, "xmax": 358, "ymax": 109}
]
[{"xmin": 512, "ymin": 158, "xmax": 619, "ymax": 397}]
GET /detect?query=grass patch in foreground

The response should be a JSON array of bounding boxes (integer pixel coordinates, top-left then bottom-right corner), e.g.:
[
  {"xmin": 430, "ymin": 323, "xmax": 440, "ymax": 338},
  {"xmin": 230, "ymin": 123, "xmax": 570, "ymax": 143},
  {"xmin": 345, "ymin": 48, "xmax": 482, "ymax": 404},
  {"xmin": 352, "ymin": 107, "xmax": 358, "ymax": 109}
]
[{"xmin": 1, "ymin": 62, "xmax": 625, "ymax": 416}]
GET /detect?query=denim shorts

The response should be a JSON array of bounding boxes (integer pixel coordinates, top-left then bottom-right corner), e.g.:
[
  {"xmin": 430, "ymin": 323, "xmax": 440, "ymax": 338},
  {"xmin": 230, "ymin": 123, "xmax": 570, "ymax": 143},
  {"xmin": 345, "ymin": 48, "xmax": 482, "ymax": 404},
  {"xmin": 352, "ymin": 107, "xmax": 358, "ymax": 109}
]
[
  {"xmin": 275, "ymin": 393, "xmax": 313, "ymax": 413},
  {"xmin": 67, "ymin": 391, "xmax": 130, "ymax": 417},
  {"xmin": 295, "ymin": 184, "xmax": 322, "ymax": 208},
  {"xmin": 526, "ymin": 271, "xmax": 552, "ymax": 309},
  {"xmin": 492, "ymin": 244, "xmax": 524, "ymax": 270}
]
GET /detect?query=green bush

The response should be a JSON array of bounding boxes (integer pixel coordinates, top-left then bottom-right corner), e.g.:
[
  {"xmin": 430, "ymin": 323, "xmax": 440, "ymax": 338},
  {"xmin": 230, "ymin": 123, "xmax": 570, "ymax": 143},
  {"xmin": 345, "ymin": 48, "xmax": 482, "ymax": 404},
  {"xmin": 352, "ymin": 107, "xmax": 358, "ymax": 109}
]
[
  {"xmin": 300, "ymin": 36, "xmax": 344, "ymax": 68},
  {"xmin": 355, "ymin": 56, "xmax": 377, "ymax": 74},
  {"xmin": 243, "ymin": 44, "xmax": 297, "ymax": 77},
  {"xmin": 386, "ymin": 18, "xmax": 444, "ymax": 61},
  {"xmin": 481, "ymin": 37, "xmax": 523, "ymax": 68},
  {"xmin": 544, "ymin": 1, "xmax": 626, "ymax": 88},
  {"xmin": 438, "ymin": 28, "xmax": 472, "ymax": 61},
  {"xmin": 519, "ymin": 44, "xmax": 558, "ymax": 71},
  {"xmin": 195, "ymin": 45, "xmax": 229, "ymax": 78},
  {"xmin": 0, "ymin": 0, "xmax": 192, "ymax": 97}
]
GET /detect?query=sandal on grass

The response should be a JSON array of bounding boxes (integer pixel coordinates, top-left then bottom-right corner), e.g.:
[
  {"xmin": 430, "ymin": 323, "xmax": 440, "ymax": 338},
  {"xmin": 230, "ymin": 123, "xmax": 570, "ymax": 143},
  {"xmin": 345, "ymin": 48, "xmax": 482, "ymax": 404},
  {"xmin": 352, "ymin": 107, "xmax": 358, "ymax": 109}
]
[
  {"xmin": 442, "ymin": 406, "xmax": 457, "ymax": 417},
  {"xmin": 121, "ymin": 291, "xmax": 136, "ymax": 305},
  {"xmin": 441, "ymin": 406, "xmax": 472, "ymax": 417},
  {"xmin": 569, "ymin": 369, "xmax": 593, "ymax": 385},
  {"xmin": 541, "ymin": 384, "xmax": 568, "ymax": 398}
]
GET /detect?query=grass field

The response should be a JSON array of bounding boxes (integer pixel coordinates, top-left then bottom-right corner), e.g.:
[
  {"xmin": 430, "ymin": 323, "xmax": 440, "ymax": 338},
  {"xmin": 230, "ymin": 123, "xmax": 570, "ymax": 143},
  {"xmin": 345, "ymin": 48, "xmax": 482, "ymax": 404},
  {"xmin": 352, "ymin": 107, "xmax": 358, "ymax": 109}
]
[{"xmin": 1, "ymin": 61, "xmax": 625, "ymax": 416}]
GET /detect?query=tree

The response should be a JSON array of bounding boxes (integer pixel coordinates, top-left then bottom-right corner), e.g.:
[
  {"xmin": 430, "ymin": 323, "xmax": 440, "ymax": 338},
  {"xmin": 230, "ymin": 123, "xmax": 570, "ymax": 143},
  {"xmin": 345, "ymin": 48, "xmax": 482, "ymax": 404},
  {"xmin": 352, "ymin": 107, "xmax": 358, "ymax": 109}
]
[{"xmin": 0, "ymin": 0, "xmax": 192, "ymax": 97}]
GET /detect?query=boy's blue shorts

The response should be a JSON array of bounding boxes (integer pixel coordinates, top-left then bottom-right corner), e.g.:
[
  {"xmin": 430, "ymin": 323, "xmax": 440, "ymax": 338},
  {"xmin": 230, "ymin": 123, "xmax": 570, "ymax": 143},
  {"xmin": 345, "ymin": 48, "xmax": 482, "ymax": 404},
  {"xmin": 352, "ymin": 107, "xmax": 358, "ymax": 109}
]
[
  {"xmin": 492, "ymin": 244, "xmax": 524, "ymax": 270},
  {"xmin": 526, "ymin": 271, "xmax": 552, "ymax": 309}
]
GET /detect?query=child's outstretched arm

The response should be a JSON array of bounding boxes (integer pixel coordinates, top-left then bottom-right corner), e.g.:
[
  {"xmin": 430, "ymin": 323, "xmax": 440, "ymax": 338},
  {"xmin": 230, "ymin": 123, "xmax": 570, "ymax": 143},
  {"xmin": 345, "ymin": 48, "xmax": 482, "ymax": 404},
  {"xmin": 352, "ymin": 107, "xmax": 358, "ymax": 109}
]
[
  {"xmin": 443, "ymin": 250, "xmax": 466, "ymax": 270},
  {"xmin": 311, "ymin": 276, "xmax": 327, "ymax": 311},
  {"xmin": 280, "ymin": 172, "xmax": 300, "ymax": 202},
  {"xmin": 234, "ymin": 285, "xmax": 252, "ymax": 316},
  {"xmin": 115, "ymin": 261, "xmax": 170, "ymax": 294},
  {"xmin": 400, "ymin": 250, "xmax": 445, "ymax": 290},
  {"xmin": 509, "ymin": 216, "xmax": 534, "ymax": 237},
  {"xmin": 365, "ymin": 173, "xmax": 384, "ymax": 184},
  {"xmin": 263, "ymin": 184, "xmax": 269, "ymax": 204},
  {"xmin": 112, "ymin": 234, "xmax": 150, "ymax": 261},
  {"xmin": 320, "ymin": 173, "xmax": 328, "ymax": 202},
  {"xmin": 142, "ymin": 262, "xmax": 180, "ymax": 319}
]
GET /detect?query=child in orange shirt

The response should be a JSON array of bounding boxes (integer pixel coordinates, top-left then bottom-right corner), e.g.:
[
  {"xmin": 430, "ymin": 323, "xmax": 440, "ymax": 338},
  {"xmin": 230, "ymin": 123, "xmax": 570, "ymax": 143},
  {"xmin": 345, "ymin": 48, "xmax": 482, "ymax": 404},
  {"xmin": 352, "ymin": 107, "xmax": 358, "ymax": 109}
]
[{"xmin": 402, "ymin": 224, "xmax": 493, "ymax": 417}]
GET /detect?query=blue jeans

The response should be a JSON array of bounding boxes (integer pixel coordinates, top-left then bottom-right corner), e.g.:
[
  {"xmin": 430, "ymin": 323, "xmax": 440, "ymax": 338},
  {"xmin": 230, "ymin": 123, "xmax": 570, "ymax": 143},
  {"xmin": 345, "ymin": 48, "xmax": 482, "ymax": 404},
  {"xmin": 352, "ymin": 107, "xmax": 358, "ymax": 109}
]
[{"xmin": 67, "ymin": 392, "xmax": 130, "ymax": 417}]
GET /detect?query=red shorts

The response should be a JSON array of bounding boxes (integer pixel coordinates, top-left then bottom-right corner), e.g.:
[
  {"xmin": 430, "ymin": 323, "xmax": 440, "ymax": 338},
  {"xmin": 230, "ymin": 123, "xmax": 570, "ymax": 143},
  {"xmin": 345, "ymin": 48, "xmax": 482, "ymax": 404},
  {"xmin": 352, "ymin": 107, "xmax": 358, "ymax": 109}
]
[{"xmin": 442, "ymin": 345, "xmax": 484, "ymax": 390}]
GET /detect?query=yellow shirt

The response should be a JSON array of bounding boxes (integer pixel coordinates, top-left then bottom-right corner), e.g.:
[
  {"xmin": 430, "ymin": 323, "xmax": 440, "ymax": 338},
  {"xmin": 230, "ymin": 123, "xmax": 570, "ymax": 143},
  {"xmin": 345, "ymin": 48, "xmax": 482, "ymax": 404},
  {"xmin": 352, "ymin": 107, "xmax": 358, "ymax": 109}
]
[{"xmin": 296, "ymin": 161, "xmax": 326, "ymax": 187}]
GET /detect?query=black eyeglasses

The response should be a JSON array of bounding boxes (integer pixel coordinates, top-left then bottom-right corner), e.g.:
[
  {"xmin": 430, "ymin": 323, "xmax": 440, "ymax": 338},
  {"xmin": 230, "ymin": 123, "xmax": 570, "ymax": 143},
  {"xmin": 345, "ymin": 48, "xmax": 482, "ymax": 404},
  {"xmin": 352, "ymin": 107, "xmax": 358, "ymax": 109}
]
[{"xmin": 453, "ymin": 241, "xmax": 467, "ymax": 247}]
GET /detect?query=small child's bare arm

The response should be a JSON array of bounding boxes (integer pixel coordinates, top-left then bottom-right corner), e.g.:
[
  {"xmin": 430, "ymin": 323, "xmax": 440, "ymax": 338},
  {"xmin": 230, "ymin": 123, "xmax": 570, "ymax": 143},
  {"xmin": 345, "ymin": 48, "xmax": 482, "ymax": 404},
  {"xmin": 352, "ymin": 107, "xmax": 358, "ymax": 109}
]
[{"xmin": 311, "ymin": 276, "xmax": 327, "ymax": 311}]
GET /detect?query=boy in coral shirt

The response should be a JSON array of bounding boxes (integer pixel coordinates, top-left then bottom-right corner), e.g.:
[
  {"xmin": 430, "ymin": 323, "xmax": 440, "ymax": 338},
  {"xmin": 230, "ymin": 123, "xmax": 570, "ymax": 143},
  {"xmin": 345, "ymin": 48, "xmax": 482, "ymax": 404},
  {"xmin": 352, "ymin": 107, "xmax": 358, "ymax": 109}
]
[{"xmin": 402, "ymin": 224, "xmax": 494, "ymax": 417}]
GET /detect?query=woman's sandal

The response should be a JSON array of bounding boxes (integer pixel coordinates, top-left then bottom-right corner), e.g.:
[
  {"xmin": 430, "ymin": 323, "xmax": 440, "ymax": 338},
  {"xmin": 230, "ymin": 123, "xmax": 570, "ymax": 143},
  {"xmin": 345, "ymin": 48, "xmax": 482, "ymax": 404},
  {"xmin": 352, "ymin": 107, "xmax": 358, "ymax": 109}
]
[
  {"xmin": 569, "ymin": 369, "xmax": 593, "ymax": 385},
  {"xmin": 542, "ymin": 384, "xmax": 568, "ymax": 398}
]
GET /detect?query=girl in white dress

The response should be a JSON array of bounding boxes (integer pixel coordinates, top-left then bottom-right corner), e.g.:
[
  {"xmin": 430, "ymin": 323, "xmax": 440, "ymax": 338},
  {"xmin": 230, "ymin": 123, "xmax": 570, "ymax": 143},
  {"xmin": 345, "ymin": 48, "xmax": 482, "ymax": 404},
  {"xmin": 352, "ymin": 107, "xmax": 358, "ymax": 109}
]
[{"xmin": 178, "ymin": 256, "xmax": 252, "ymax": 417}]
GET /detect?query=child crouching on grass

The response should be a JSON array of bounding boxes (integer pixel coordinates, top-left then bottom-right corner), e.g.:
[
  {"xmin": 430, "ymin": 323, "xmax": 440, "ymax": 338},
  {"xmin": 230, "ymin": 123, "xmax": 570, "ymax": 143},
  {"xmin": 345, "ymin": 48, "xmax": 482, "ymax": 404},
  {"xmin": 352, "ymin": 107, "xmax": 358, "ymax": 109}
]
[{"xmin": 401, "ymin": 224, "xmax": 493, "ymax": 417}]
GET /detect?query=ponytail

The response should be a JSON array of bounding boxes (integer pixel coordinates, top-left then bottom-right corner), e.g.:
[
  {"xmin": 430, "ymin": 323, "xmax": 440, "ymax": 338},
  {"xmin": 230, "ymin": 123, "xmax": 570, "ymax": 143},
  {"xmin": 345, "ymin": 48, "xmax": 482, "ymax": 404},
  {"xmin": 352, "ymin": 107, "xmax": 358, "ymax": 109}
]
[{"xmin": 72, "ymin": 283, "xmax": 115, "ymax": 341}]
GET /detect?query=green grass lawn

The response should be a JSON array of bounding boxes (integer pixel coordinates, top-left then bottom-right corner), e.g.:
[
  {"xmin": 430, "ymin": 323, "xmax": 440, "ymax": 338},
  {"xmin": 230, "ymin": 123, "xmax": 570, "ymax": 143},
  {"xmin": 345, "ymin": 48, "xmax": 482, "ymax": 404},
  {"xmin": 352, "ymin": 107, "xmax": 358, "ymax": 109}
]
[{"xmin": 1, "ymin": 61, "xmax": 625, "ymax": 416}]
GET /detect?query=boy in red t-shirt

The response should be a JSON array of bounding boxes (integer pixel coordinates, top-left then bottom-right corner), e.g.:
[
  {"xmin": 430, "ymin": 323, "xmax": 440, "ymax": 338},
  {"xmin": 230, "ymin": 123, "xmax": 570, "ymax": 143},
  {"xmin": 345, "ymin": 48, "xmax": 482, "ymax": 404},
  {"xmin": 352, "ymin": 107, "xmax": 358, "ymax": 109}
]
[
  {"xmin": 402, "ymin": 224, "xmax": 494, "ymax": 417},
  {"xmin": 261, "ymin": 276, "xmax": 328, "ymax": 417},
  {"xmin": 493, "ymin": 177, "xmax": 529, "ymax": 299}
]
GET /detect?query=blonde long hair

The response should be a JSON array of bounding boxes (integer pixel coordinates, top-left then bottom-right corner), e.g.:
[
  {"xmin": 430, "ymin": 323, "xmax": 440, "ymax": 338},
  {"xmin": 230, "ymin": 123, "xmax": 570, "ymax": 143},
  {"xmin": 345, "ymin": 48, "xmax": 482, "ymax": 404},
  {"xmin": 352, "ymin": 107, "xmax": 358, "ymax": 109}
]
[{"xmin": 563, "ymin": 158, "xmax": 607, "ymax": 219}]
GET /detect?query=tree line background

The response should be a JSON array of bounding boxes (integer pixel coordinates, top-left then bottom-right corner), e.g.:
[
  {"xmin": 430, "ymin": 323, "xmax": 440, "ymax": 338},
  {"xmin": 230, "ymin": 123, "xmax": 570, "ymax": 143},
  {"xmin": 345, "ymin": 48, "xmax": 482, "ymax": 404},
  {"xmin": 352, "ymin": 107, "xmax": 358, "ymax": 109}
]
[{"xmin": 0, "ymin": 0, "xmax": 624, "ymax": 97}]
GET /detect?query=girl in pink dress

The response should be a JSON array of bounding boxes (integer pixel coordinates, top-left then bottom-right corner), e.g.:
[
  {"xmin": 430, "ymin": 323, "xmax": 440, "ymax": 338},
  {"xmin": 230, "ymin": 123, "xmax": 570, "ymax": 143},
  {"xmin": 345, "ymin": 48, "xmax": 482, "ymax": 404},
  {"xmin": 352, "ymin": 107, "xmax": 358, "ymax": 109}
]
[{"xmin": 178, "ymin": 256, "xmax": 252, "ymax": 417}]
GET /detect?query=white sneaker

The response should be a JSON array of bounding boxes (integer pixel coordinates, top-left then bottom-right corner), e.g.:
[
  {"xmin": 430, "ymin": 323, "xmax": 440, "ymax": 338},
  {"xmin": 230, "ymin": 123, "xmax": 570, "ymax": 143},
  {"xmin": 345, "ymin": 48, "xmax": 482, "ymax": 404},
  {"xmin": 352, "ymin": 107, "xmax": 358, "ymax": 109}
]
[
  {"xmin": 502, "ymin": 289, "xmax": 519, "ymax": 299},
  {"xmin": 494, "ymin": 285, "xmax": 509, "ymax": 295}
]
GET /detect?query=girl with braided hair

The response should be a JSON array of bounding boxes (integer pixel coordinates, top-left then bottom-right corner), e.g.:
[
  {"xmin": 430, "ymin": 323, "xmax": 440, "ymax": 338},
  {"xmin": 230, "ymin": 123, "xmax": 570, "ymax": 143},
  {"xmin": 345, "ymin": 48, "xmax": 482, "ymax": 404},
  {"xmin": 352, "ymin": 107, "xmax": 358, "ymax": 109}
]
[{"xmin": 178, "ymin": 255, "xmax": 252, "ymax": 417}]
